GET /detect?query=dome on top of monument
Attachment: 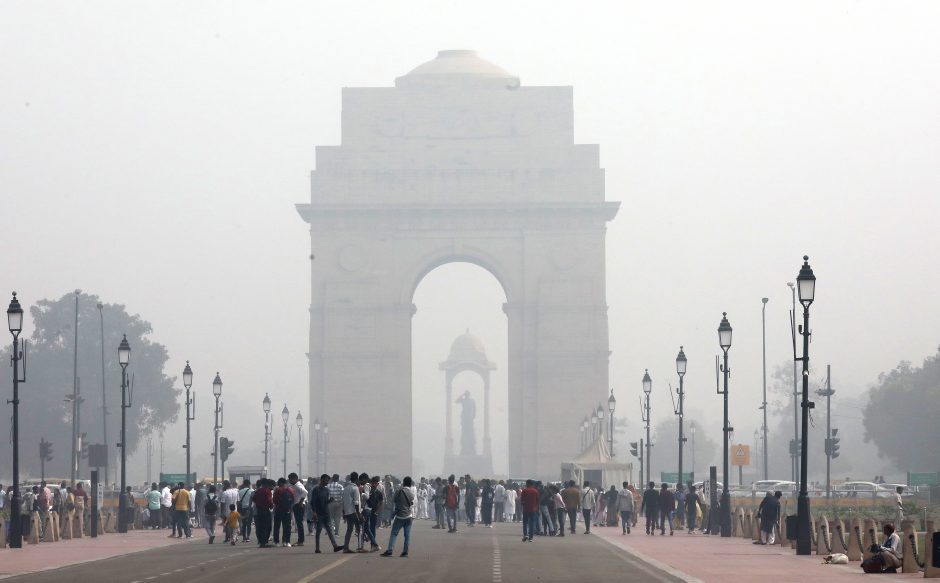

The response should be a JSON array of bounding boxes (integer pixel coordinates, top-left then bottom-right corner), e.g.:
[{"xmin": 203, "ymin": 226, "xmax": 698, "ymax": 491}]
[
  {"xmin": 396, "ymin": 50, "xmax": 519, "ymax": 88},
  {"xmin": 448, "ymin": 329, "xmax": 488, "ymax": 362}
]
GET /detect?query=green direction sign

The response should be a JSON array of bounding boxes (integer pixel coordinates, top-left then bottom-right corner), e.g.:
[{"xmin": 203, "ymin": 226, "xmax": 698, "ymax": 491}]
[
  {"xmin": 661, "ymin": 472, "xmax": 694, "ymax": 485},
  {"xmin": 160, "ymin": 472, "xmax": 197, "ymax": 485},
  {"xmin": 907, "ymin": 472, "xmax": 939, "ymax": 487}
]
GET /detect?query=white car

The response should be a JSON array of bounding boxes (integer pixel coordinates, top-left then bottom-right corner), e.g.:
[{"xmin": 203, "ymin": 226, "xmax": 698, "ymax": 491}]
[
  {"xmin": 835, "ymin": 481, "xmax": 895, "ymax": 498},
  {"xmin": 752, "ymin": 479, "xmax": 787, "ymax": 493}
]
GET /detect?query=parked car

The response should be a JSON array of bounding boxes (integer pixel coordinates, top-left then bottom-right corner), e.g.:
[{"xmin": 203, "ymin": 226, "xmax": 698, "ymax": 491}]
[
  {"xmin": 835, "ymin": 481, "xmax": 895, "ymax": 498},
  {"xmin": 878, "ymin": 483, "xmax": 914, "ymax": 497},
  {"xmin": 751, "ymin": 479, "xmax": 787, "ymax": 493}
]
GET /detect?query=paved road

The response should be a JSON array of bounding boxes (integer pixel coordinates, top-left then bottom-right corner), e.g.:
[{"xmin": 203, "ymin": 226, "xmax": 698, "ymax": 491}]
[{"xmin": 6, "ymin": 520, "xmax": 685, "ymax": 583}]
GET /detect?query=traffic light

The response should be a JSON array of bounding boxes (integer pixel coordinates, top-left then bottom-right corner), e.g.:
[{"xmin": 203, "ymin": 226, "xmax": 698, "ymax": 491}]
[
  {"xmin": 39, "ymin": 438, "xmax": 53, "ymax": 462},
  {"xmin": 79, "ymin": 432, "xmax": 89, "ymax": 459},
  {"xmin": 789, "ymin": 439, "xmax": 799, "ymax": 456},
  {"xmin": 629, "ymin": 442, "xmax": 639, "ymax": 457},
  {"xmin": 830, "ymin": 429, "xmax": 840, "ymax": 459},
  {"xmin": 219, "ymin": 437, "xmax": 235, "ymax": 462}
]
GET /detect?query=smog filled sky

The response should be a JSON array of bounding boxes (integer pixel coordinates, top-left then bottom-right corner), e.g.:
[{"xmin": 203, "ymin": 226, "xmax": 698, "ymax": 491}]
[{"xmin": 2, "ymin": 1, "xmax": 938, "ymax": 481}]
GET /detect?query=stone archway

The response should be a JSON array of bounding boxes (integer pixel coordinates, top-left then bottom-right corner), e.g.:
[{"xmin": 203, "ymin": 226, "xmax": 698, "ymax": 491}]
[{"xmin": 297, "ymin": 50, "xmax": 619, "ymax": 478}]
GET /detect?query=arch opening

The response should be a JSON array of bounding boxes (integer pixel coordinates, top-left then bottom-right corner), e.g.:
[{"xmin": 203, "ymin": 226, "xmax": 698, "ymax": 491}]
[{"xmin": 411, "ymin": 262, "xmax": 508, "ymax": 477}]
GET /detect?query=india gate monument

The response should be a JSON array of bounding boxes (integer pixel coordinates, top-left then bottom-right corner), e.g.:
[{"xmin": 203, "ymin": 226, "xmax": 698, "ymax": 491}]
[{"xmin": 297, "ymin": 50, "xmax": 620, "ymax": 478}]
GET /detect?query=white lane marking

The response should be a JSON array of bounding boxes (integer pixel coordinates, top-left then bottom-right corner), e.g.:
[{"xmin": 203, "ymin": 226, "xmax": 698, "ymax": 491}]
[
  {"xmin": 493, "ymin": 535, "xmax": 503, "ymax": 583},
  {"xmin": 293, "ymin": 555, "xmax": 353, "ymax": 583}
]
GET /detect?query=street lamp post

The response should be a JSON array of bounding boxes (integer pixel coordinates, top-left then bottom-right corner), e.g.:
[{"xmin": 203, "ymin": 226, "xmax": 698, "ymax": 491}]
[
  {"xmin": 296, "ymin": 412, "xmax": 304, "ymax": 478},
  {"xmin": 323, "ymin": 424, "xmax": 329, "ymax": 471},
  {"xmin": 263, "ymin": 394, "xmax": 271, "ymax": 477},
  {"xmin": 642, "ymin": 370, "xmax": 652, "ymax": 486},
  {"xmin": 591, "ymin": 408, "xmax": 598, "ymax": 442},
  {"xmin": 675, "ymin": 347, "xmax": 688, "ymax": 486},
  {"xmin": 117, "ymin": 334, "xmax": 131, "ymax": 533},
  {"xmin": 597, "ymin": 405, "xmax": 605, "ymax": 445},
  {"xmin": 212, "ymin": 373, "xmax": 223, "ymax": 484},
  {"xmin": 282, "ymin": 405, "xmax": 290, "ymax": 478},
  {"xmin": 607, "ymin": 389, "xmax": 616, "ymax": 456},
  {"xmin": 7, "ymin": 293, "xmax": 25, "ymax": 548},
  {"xmin": 690, "ymin": 422, "xmax": 696, "ymax": 478},
  {"xmin": 761, "ymin": 297, "xmax": 769, "ymax": 481},
  {"xmin": 96, "ymin": 302, "xmax": 109, "ymax": 486},
  {"xmin": 717, "ymin": 313, "xmax": 733, "ymax": 537},
  {"xmin": 795, "ymin": 256, "xmax": 816, "ymax": 555},
  {"xmin": 182, "ymin": 362, "xmax": 194, "ymax": 483},
  {"xmin": 787, "ymin": 281, "xmax": 798, "ymax": 482},
  {"xmin": 314, "ymin": 418, "xmax": 321, "ymax": 475}
]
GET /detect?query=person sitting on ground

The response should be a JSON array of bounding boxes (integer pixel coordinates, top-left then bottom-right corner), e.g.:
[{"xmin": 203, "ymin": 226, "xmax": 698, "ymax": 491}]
[{"xmin": 875, "ymin": 523, "xmax": 903, "ymax": 572}]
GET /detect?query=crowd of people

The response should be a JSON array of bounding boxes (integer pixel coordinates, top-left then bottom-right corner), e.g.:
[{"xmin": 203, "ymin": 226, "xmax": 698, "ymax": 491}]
[{"xmin": 0, "ymin": 480, "xmax": 90, "ymax": 540}]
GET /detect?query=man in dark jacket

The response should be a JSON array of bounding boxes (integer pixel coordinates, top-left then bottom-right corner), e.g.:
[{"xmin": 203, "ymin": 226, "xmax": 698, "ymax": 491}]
[
  {"xmin": 464, "ymin": 476, "xmax": 479, "ymax": 527},
  {"xmin": 640, "ymin": 482, "xmax": 660, "ymax": 536},
  {"xmin": 658, "ymin": 483, "xmax": 675, "ymax": 535},
  {"xmin": 756, "ymin": 491, "xmax": 780, "ymax": 545},
  {"xmin": 311, "ymin": 474, "xmax": 342, "ymax": 553},
  {"xmin": 480, "ymin": 479, "xmax": 494, "ymax": 527}
]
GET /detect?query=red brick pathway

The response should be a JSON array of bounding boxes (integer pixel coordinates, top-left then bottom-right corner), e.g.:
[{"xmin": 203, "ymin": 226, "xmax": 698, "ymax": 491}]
[
  {"xmin": 0, "ymin": 530, "xmax": 186, "ymax": 579},
  {"xmin": 593, "ymin": 525, "xmax": 922, "ymax": 583}
]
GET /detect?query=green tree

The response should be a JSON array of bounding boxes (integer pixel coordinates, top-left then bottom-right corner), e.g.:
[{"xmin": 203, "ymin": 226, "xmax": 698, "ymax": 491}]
[
  {"xmin": 0, "ymin": 291, "xmax": 179, "ymax": 481},
  {"xmin": 862, "ymin": 347, "xmax": 940, "ymax": 472}
]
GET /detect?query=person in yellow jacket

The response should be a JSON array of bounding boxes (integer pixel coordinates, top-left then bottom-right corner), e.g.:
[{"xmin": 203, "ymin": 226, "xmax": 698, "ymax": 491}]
[
  {"xmin": 225, "ymin": 504, "xmax": 241, "ymax": 546},
  {"xmin": 172, "ymin": 482, "xmax": 192, "ymax": 538}
]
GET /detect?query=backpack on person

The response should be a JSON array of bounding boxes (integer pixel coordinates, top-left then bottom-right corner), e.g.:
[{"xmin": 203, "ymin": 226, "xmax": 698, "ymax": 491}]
[
  {"xmin": 204, "ymin": 494, "xmax": 218, "ymax": 515},
  {"xmin": 276, "ymin": 487, "xmax": 294, "ymax": 513}
]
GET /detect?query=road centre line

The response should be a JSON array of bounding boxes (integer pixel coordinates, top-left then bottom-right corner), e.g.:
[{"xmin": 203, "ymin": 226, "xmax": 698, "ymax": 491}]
[{"xmin": 294, "ymin": 555, "xmax": 354, "ymax": 583}]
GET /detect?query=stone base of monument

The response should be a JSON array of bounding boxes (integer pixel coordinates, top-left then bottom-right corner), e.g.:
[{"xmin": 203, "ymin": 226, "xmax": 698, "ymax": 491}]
[{"xmin": 444, "ymin": 453, "xmax": 493, "ymax": 477}]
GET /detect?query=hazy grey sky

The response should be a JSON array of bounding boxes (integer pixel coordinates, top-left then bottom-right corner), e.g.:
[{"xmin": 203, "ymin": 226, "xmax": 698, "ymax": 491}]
[{"xmin": 2, "ymin": 1, "xmax": 938, "ymax": 479}]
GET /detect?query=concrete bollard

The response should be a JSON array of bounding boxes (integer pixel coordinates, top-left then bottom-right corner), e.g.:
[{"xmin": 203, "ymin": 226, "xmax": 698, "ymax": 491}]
[
  {"xmin": 901, "ymin": 523, "xmax": 920, "ymax": 573},
  {"xmin": 829, "ymin": 518, "xmax": 850, "ymax": 557},
  {"xmin": 96, "ymin": 510, "xmax": 105, "ymax": 535},
  {"xmin": 778, "ymin": 513, "xmax": 788, "ymax": 547},
  {"xmin": 862, "ymin": 518, "xmax": 879, "ymax": 561},
  {"xmin": 73, "ymin": 511, "xmax": 84, "ymax": 539},
  {"xmin": 41, "ymin": 512, "xmax": 58, "ymax": 542},
  {"xmin": 752, "ymin": 511, "xmax": 761, "ymax": 541},
  {"xmin": 925, "ymin": 521, "xmax": 939, "ymax": 579},
  {"xmin": 27, "ymin": 512, "xmax": 41, "ymax": 545},
  {"xmin": 0, "ymin": 519, "xmax": 7, "ymax": 548},
  {"xmin": 848, "ymin": 518, "xmax": 863, "ymax": 561},
  {"xmin": 815, "ymin": 515, "xmax": 828, "ymax": 555}
]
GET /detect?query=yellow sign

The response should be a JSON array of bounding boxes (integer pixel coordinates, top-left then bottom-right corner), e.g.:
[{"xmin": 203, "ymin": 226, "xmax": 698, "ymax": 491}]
[{"xmin": 731, "ymin": 444, "xmax": 750, "ymax": 466}]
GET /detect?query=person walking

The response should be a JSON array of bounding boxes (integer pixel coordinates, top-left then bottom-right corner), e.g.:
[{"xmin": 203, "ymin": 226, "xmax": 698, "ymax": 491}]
[
  {"xmin": 252, "ymin": 479, "xmax": 274, "ymax": 548},
  {"xmin": 756, "ymin": 491, "xmax": 780, "ymax": 545},
  {"xmin": 194, "ymin": 483, "xmax": 207, "ymax": 528},
  {"xmin": 494, "ymin": 480, "xmax": 506, "ymax": 523},
  {"xmin": 464, "ymin": 475, "xmax": 479, "ymax": 527},
  {"xmin": 619, "ymin": 482, "xmax": 634, "ymax": 534},
  {"xmin": 160, "ymin": 482, "xmax": 172, "ymax": 529},
  {"xmin": 538, "ymin": 482, "xmax": 555, "ymax": 536},
  {"xmin": 367, "ymin": 476, "xmax": 384, "ymax": 551},
  {"xmin": 562, "ymin": 481, "xmax": 580, "ymax": 534},
  {"xmin": 146, "ymin": 483, "xmax": 161, "ymax": 529},
  {"xmin": 640, "ymin": 482, "xmax": 660, "ymax": 536},
  {"xmin": 481, "ymin": 479, "xmax": 494, "ymax": 528},
  {"xmin": 328, "ymin": 474, "xmax": 344, "ymax": 536},
  {"xmin": 341, "ymin": 472, "xmax": 363, "ymax": 553},
  {"xmin": 380, "ymin": 476, "xmax": 416, "ymax": 557},
  {"xmin": 552, "ymin": 485, "xmax": 567, "ymax": 536},
  {"xmin": 288, "ymin": 473, "xmax": 307, "ymax": 547},
  {"xmin": 203, "ymin": 485, "xmax": 220, "ymax": 543},
  {"xmin": 581, "ymin": 482, "xmax": 595, "ymax": 534},
  {"xmin": 658, "ymin": 483, "xmax": 675, "ymax": 535},
  {"xmin": 238, "ymin": 479, "xmax": 254, "ymax": 543},
  {"xmin": 273, "ymin": 478, "xmax": 294, "ymax": 547},
  {"xmin": 416, "ymin": 478, "xmax": 429, "ymax": 520},
  {"xmin": 224, "ymin": 504, "xmax": 240, "ymax": 546},
  {"xmin": 444, "ymin": 475, "xmax": 460, "ymax": 533},
  {"xmin": 432, "ymin": 477, "xmax": 446, "ymax": 529},
  {"xmin": 310, "ymin": 474, "xmax": 342, "ymax": 553},
  {"xmin": 172, "ymin": 482, "xmax": 193, "ymax": 538},
  {"xmin": 606, "ymin": 485, "xmax": 620, "ymax": 528},
  {"xmin": 504, "ymin": 484, "xmax": 517, "ymax": 523},
  {"xmin": 520, "ymin": 479, "xmax": 540, "ymax": 542},
  {"xmin": 674, "ymin": 484, "xmax": 686, "ymax": 530},
  {"xmin": 685, "ymin": 484, "xmax": 701, "ymax": 534},
  {"xmin": 219, "ymin": 480, "xmax": 239, "ymax": 542}
]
